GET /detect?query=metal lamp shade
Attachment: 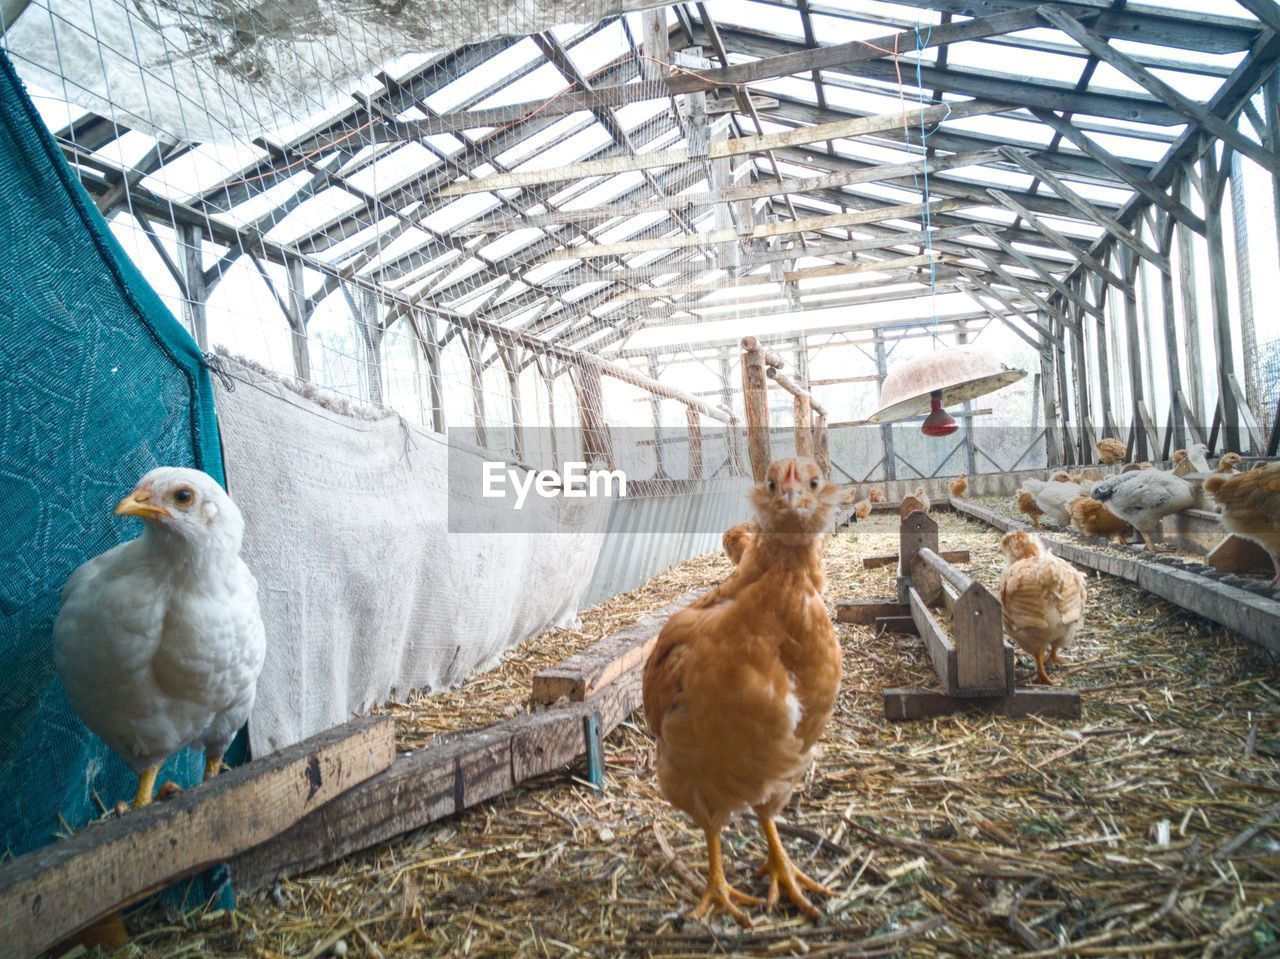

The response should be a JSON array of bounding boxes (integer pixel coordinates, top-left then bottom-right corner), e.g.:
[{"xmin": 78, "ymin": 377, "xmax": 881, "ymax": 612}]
[{"xmin": 868, "ymin": 349, "xmax": 1026, "ymax": 424}]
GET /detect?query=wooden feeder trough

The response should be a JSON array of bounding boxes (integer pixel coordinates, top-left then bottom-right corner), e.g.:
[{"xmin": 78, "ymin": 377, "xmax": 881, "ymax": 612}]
[{"xmin": 840, "ymin": 510, "xmax": 1081, "ymax": 721}]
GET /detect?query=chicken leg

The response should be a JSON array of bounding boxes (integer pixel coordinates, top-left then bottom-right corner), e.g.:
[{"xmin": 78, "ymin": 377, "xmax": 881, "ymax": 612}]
[
  {"xmin": 133, "ymin": 766, "xmax": 159, "ymax": 808},
  {"xmin": 690, "ymin": 829, "xmax": 761, "ymax": 926},
  {"xmin": 753, "ymin": 813, "xmax": 834, "ymax": 919},
  {"xmin": 204, "ymin": 754, "xmax": 223, "ymax": 780},
  {"xmin": 1032, "ymin": 650, "xmax": 1052, "ymax": 685}
]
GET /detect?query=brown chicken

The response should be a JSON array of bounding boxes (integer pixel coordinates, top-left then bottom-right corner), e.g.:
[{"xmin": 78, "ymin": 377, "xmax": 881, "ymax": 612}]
[
  {"xmin": 1069, "ymin": 473, "xmax": 1083, "ymax": 484},
  {"xmin": 852, "ymin": 497, "xmax": 872, "ymax": 520},
  {"xmin": 722, "ymin": 523, "xmax": 756, "ymax": 566},
  {"xmin": 1095, "ymin": 437, "xmax": 1127, "ymax": 465},
  {"xmin": 1067, "ymin": 495, "xmax": 1132, "ymax": 545},
  {"xmin": 1204, "ymin": 463, "xmax": 1280, "ymax": 588},
  {"xmin": 1051, "ymin": 470, "xmax": 1072, "ymax": 482},
  {"xmin": 643, "ymin": 458, "xmax": 843, "ymax": 924},
  {"xmin": 949, "ymin": 474, "xmax": 968, "ymax": 498},
  {"xmin": 1216, "ymin": 453, "xmax": 1243, "ymax": 474},
  {"xmin": 867, "ymin": 488, "xmax": 886, "ymax": 503},
  {"xmin": 1017, "ymin": 490, "xmax": 1045, "ymax": 530},
  {"xmin": 998, "ymin": 531, "xmax": 1088, "ymax": 684}
]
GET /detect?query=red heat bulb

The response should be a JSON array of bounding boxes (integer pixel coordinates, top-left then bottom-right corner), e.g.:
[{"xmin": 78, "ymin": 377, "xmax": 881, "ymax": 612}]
[{"xmin": 921, "ymin": 390, "xmax": 958, "ymax": 436}]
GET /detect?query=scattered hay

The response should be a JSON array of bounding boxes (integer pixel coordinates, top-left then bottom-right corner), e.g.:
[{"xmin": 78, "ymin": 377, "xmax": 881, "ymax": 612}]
[{"xmin": 120, "ymin": 512, "xmax": 1280, "ymax": 958}]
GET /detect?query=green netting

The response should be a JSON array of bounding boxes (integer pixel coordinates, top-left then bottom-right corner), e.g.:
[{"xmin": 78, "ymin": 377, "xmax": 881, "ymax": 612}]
[{"xmin": 0, "ymin": 49, "xmax": 225, "ymax": 858}]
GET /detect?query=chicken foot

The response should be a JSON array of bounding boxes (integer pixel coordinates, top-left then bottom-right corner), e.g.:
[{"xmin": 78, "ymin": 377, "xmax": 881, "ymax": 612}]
[
  {"xmin": 205, "ymin": 754, "xmax": 224, "ymax": 780},
  {"xmin": 1032, "ymin": 650, "xmax": 1052, "ymax": 686},
  {"xmin": 753, "ymin": 813, "xmax": 834, "ymax": 920},
  {"xmin": 133, "ymin": 765, "xmax": 159, "ymax": 808},
  {"xmin": 690, "ymin": 829, "xmax": 761, "ymax": 926}
]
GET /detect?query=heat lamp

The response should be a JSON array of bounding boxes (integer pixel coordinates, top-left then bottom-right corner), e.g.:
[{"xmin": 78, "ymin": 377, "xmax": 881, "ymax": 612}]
[{"xmin": 867, "ymin": 349, "xmax": 1026, "ymax": 435}]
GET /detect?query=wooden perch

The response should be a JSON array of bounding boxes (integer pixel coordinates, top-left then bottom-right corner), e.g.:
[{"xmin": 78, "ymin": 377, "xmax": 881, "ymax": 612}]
[
  {"xmin": 0, "ymin": 716, "xmax": 395, "ymax": 959},
  {"xmin": 531, "ymin": 591, "xmax": 696, "ymax": 704}
]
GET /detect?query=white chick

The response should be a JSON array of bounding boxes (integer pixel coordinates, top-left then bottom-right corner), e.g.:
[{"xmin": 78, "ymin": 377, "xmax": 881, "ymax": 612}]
[
  {"xmin": 1091, "ymin": 470, "xmax": 1196, "ymax": 551},
  {"xmin": 55, "ymin": 468, "xmax": 266, "ymax": 807}
]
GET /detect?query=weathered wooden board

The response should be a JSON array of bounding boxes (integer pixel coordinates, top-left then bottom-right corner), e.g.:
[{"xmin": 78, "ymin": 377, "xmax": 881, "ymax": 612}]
[
  {"xmin": 0, "ymin": 717, "xmax": 395, "ymax": 959},
  {"xmin": 531, "ymin": 591, "xmax": 696, "ymax": 704},
  {"xmin": 883, "ymin": 687, "xmax": 1081, "ymax": 721},
  {"xmin": 953, "ymin": 583, "xmax": 1012, "ymax": 697},
  {"xmin": 228, "ymin": 672, "xmax": 645, "ymax": 893},
  {"xmin": 835, "ymin": 598, "xmax": 909, "ymax": 625},
  {"xmin": 863, "ymin": 549, "xmax": 970, "ymax": 570},
  {"xmin": 1206, "ymin": 534, "xmax": 1274, "ymax": 574},
  {"xmin": 951, "ymin": 497, "xmax": 1280, "ymax": 654}
]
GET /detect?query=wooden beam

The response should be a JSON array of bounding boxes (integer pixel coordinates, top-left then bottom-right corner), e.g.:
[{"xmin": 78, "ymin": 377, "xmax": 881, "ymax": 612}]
[
  {"xmin": 742, "ymin": 336, "xmax": 772, "ymax": 482},
  {"xmin": 883, "ymin": 687, "xmax": 1081, "ymax": 721},
  {"xmin": 987, "ymin": 188, "xmax": 1127, "ymax": 289},
  {"xmin": 1041, "ymin": 7, "xmax": 1280, "ymax": 182},
  {"xmin": 452, "ymin": 149, "xmax": 1001, "ymax": 235},
  {"xmin": 975, "ymin": 225, "xmax": 1103, "ymax": 321},
  {"xmin": 1001, "ymin": 148, "xmax": 1169, "ymax": 272},
  {"xmin": 438, "ymin": 100, "xmax": 1008, "ymax": 196},
  {"xmin": 966, "ymin": 247, "xmax": 1075, "ymax": 332},
  {"xmin": 1031, "ymin": 109, "xmax": 1206, "ymax": 235},
  {"xmin": 0, "ymin": 717, "xmax": 395, "ymax": 959},
  {"xmin": 539, "ymin": 197, "xmax": 972, "ymax": 261},
  {"xmin": 531, "ymin": 592, "xmax": 695, "ymax": 704}
]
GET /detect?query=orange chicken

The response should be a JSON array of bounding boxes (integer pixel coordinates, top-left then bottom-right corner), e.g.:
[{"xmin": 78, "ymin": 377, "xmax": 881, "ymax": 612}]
[
  {"xmin": 852, "ymin": 497, "xmax": 872, "ymax": 520},
  {"xmin": 722, "ymin": 523, "xmax": 756, "ymax": 566},
  {"xmin": 1095, "ymin": 437, "xmax": 1127, "ymax": 465},
  {"xmin": 1017, "ymin": 490, "xmax": 1045, "ymax": 529},
  {"xmin": 1204, "ymin": 463, "xmax": 1280, "ymax": 588},
  {"xmin": 998, "ymin": 531, "xmax": 1088, "ymax": 684},
  {"xmin": 644, "ymin": 459, "xmax": 843, "ymax": 923},
  {"xmin": 1216, "ymin": 453, "xmax": 1243, "ymax": 474},
  {"xmin": 949, "ymin": 474, "xmax": 968, "ymax": 498},
  {"xmin": 867, "ymin": 488, "xmax": 886, "ymax": 503},
  {"xmin": 1068, "ymin": 495, "xmax": 1132, "ymax": 545}
]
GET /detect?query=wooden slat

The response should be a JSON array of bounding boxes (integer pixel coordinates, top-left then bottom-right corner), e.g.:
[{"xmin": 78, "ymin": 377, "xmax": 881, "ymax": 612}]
[
  {"xmin": 836, "ymin": 598, "xmax": 909, "ymax": 624},
  {"xmin": 440, "ymin": 100, "xmax": 1007, "ymax": 196},
  {"xmin": 863, "ymin": 548, "xmax": 969, "ymax": 570},
  {"xmin": 883, "ymin": 687, "xmax": 1081, "ymax": 721},
  {"xmin": 950, "ymin": 498, "xmax": 1280, "ymax": 654},
  {"xmin": 531, "ymin": 591, "xmax": 697, "ymax": 704},
  {"xmin": 909, "ymin": 587, "xmax": 958, "ymax": 696},
  {"xmin": 953, "ymin": 583, "xmax": 1011, "ymax": 697},
  {"xmin": 0, "ymin": 717, "xmax": 395, "ymax": 959},
  {"xmin": 227, "ymin": 674, "xmax": 645, "ymax": 892}
]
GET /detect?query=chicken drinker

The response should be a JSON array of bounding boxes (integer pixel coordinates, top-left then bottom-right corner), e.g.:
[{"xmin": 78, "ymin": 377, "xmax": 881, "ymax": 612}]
[{"xmin": 868, "ymin": 348, "xmax": 1026, "ymax": 434}]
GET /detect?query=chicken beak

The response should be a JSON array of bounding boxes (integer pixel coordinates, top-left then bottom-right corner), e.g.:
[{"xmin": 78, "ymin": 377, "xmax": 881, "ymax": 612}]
[{"xmin": 115, "ymin": 489, "xmax": 171, "ymax": 521}]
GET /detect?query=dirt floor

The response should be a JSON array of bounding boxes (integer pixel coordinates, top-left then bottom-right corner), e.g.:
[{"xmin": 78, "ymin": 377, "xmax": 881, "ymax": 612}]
[{"xmin": 120, "ymin": 509, "xmax": 1280, "ymax": 958}]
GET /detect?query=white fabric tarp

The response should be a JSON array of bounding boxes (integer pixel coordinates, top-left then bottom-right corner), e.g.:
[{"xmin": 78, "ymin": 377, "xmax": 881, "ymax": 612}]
[
  {"xmin": 4, "ymin": 0, "xmax": 661, "ymax": 143},
  {"xmin": 214, "ymin": 358, "xmax": 608, "ymax": 754}
]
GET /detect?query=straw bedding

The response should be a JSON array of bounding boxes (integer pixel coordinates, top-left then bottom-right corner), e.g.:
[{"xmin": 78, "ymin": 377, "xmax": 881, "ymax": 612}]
[{"xmin": 113, "ymin": 511, "xmax": 1280, "ymax": 958}]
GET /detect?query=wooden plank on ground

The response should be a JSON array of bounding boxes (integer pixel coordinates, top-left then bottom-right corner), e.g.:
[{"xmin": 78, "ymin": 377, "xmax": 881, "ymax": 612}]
[
  {"xmin": 883, "ymin": 687, "xmax": 1081, "ymax": 721},
  {"xmin": 863, "ymin": 549, "xmax": 969, "ymax": 569},
  {"xmin": 531, "ymin": 591, "xmax": 696, "ymax": 704},
  {"xmin": 950, "ymin": 497, "xmax": 1280, "ymax": 655},
  {"xmin": 0, "ymin": 716, "xmax": 395, "ymax": 959},
  {"xmin": 228, "ymin": 672, "xmax": 646, "ymax": 893}
]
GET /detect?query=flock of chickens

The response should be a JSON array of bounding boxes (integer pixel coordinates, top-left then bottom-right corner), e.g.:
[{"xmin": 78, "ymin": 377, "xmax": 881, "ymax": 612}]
[
  {"xmin": 1008, "ymin": 440, "xmax": 1280, "ymax": 590},
  {"xmin": 48, "ymin": 450, "xmax": 1280, "ymax": 931}
]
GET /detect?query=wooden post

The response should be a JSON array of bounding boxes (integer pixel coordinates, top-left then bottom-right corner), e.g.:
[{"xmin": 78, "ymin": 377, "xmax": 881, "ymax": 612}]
[
  {"xmin": 1119, "ymin": 247, "xmax": 1147, "ymax": 461},
  {"xmin": 499, "ymin": 344, "xmax": 525, "ymax": 463},
  {"xmin": 1090, "ymin": 273, "xmax": 1116, "ymax": 439},
  {"xmin": 648, "ymin": 354, "xmax": 667, "ymax": 477},
  {"xmin": 343, "ymin": 284, "xmax": 385, "ymax": 408},
  {"xmin": 953, "ymin": 584, "xmax": 1010, "ymax": 697},
  {"xmin": 1203, "ymin": 152, "xmax": 1242, "ymax": 455},
  {"xmin": 956, "ymin": 319, "xmax": 978, "ymax": 476},
  {"xmin": 1229, "ymin": 148, "xmax": 1261, "ymax": 443},
  {"xmin": 178, "ymin": 223, "xmax": 208, "ymax": 350},
  {"xmin": 741, "ymin": 336, "xmax": 771, "ymax": 482},
  {"xmin": 686, "ymin": 407, "xmax": 703, "ymax": 479},
  {"xmin": 1039, "ymin": 315, "xmax": 1062, "ymax": 467},
  {"xmin": 1176, "ymin": 170, "xmax": 1205, "ymax": 428},
  {"xmin": 574, "ymin": 361, "xmax": 613, "ymax": 469},
  {"xmin": 413, "ymin": 312, "xmax": 445, "ymax": 433},
  {"xmin": 462, "ymin": 331, "xmax": 486, "ymax": 449},
  {"xmin": 874, "ymin": 327, "xmax": 896, "ymax": 480},
  {"xmin": 285, "ymin": 256, "xmax": 311, "ymax": 381},
  {"xmin": 793, "ymin": 392, "xmax": 814, "ymax": 458},
  {"xmin": 814, "ymin": 410, "xmax": 830, "ymax": 479},
  {"xmin": 641, "ymin": 8, "xmax": 669, "ymax": 81}
]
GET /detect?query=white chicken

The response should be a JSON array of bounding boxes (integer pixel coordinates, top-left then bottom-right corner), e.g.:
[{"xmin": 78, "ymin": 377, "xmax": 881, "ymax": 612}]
[
  {"xmin": 1020, "ymin": 479, "xmax": 1083, "ymax": 527},
  {"xmin": 1091, "ymin": 469, "xmax": 1196, "ymax": 551},
  {"xmin": 55, "ymin": 467, "xmax": 266, "ymax": 807}
]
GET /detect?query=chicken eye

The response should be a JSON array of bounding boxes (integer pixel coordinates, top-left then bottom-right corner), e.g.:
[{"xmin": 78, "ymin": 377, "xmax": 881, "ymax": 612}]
[
  {"xmin": 809, "ymin": 477, "xmax": 819, "ymax": 490},
  {"xmin": 172, "ymin": 488, "xmax": 195, "ymax": 506},
  {"xmin": 767, "ymin": 480, "xmax": 777, "ymax": 492}
]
